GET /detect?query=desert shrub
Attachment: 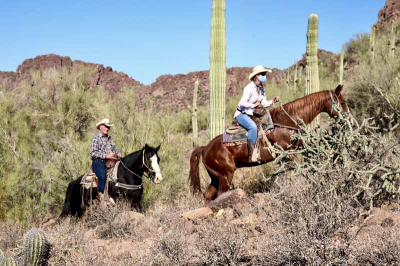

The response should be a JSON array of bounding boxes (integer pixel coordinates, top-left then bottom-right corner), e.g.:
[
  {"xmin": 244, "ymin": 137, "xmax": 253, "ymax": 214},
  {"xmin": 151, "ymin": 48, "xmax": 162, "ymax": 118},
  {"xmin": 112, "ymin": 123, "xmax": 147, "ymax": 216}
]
[
  {"xmin": 254, "ymin": 111, "xmax": 400, "ymax": 263},
  {"xmin": 347, "ymin": 30, "xmax": 400, "ymax": 126},
  {"xmin": 196, "ymin": 221, "xmax": 249, "ymax": 265},
  {"xmin": 346, "ymin": 33, "xmax": 370, "ymax": 65},
  {"xmin": 350, "ymin": 226, "xmax": 400, "ymax": 265}
]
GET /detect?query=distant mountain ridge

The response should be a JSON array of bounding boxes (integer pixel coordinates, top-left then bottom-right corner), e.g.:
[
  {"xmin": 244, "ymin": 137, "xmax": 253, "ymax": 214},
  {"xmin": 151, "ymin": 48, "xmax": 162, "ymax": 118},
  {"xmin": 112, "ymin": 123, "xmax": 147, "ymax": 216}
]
[{"xmin": 0, "ymin": 54, "xmax": 288, "ymax": 111}]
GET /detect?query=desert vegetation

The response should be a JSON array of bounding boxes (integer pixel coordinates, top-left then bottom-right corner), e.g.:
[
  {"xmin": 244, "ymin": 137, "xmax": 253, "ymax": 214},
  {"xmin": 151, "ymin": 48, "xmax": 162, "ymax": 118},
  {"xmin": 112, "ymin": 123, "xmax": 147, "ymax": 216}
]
[{"xmin": 1, "ymin": 5, "xmax": 400, "ymax": 266}]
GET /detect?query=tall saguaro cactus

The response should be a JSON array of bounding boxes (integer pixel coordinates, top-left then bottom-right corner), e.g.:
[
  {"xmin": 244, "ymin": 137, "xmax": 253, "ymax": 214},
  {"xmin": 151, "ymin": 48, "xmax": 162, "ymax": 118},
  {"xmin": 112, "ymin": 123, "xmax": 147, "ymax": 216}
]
[
  {"xmin": 390, "ymin": 23, "xmax": 396, "ymax": 58},
  {"xmin": 192, "ymin": 80, "xmax": 199, "ymax": 147},
  {"xmin": 339, "ymin": 44, "xmax": 345, "ymax": 85},
  {"xmin": 370, "ymin": 25, "xmax": 376, "ymax": 62},
  {"xmin": 209, "ymin": 0, "xmax": 226, "ymax": 140},
  {"xmin": 294, "ymin": 61, "xmax": 298, "ymax": 91},
  {"xmin": 305, "ymin": 14, "xmax": 320, "ymax": 97}
]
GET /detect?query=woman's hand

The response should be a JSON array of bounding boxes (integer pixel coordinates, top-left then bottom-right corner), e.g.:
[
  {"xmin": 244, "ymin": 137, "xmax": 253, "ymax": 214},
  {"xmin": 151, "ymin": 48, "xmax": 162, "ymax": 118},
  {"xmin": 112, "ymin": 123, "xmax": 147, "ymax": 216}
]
[{"xmin": 273, "ymin": 96, "xmax": 280, "ymax": 103}]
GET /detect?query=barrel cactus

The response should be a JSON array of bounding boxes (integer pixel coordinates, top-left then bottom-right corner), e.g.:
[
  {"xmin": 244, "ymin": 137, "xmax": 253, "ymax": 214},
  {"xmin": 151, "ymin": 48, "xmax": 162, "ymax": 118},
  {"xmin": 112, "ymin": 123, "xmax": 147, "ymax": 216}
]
[
  {"xmin": 209, "ymin": 0, "xmax": 226, "ymax": 140},
  {"xmin": 23, "ymin": 229, "xmax": 51, "ymax": 266},
  {"xmin": 0, "ymin": 256, "xmax": 20, "ymax": 266}
]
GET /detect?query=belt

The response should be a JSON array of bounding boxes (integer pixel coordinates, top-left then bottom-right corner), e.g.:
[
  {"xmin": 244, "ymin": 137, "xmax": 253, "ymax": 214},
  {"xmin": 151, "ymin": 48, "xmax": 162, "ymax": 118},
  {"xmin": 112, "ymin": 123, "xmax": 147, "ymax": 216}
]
[
  {"xmin": 92, "ymin": 158, "xmax": 106, "ymax": 162},
  {"xmin": 237, "ymin": 108, "xmax": 246, "ymax": 114}
]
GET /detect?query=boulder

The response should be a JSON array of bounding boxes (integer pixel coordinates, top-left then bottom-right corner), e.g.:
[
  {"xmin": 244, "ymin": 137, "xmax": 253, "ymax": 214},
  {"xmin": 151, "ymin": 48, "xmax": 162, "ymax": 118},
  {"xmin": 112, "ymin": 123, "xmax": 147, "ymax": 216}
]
[
  {"xmin": 207, "ymin": 189, "xmax": 247, "ymax": 211},
  {"xmin": 181, "ymin": 207, "xmax": 213, "ymax": 221}
]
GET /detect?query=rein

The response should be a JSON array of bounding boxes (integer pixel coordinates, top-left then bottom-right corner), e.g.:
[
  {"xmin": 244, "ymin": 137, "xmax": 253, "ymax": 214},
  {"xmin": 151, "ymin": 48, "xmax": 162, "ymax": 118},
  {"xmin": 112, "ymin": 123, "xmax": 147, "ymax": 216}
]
[
  {"xmin": 277, "ymin": 100, "xmax": 301, "ymax": 130},
  {"xmin": 110, "ymin": 150, "xmax": 154, "ymax": 191}
]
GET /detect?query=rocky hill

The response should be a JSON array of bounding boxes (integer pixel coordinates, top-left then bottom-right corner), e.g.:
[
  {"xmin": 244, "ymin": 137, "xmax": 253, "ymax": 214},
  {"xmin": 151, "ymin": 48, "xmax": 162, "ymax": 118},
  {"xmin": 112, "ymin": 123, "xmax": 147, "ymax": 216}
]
[
  {"xmin": 377, "ymin": 0, "xmax": 400, "ymax": 26},
  {"xmin": 0, "ymin": 54, "xmax": 323, "ymax": 112}
]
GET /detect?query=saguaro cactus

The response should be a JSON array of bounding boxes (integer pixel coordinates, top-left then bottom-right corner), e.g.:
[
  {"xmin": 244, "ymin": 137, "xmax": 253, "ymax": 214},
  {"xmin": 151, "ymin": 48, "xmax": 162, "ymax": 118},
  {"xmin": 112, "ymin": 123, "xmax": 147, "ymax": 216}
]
[
  {"xmin": 293, "ymin": 61, "xmax": 298, "ymax": 91},
  {"xmin": 209, "ymin": 0, "xmax": 226, "ymax": 140},
  {"xmin": 23, "ymin": 229, "xmax": 51, "ymax": 266},
  {"xmin": 286, "ymin": 68, "xmax": 291, "ymax": 91},
  {"xmin": 192, "ymin": 80, "xmax": 199, "ymax": 147},
  {"xmin": 390, "ymin": 23, "xmax": 396, "ymax": 58},
  {"xmin": 339, "ymin": 44, "xmax": 345, "ymax": 85},
  {"xmin": 370, "ymin": 25, "xmax": 376, "ymax": 61},
  {"xmin": 305, "ymin": 14, "xmax": 320, "ymax": 97}
]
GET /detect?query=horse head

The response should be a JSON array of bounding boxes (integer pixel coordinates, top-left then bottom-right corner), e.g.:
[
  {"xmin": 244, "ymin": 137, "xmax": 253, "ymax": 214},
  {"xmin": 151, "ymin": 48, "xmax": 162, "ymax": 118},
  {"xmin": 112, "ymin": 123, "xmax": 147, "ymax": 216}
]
[
  {"xmin": 144, "ymin": 144, "xmax": 163, "ymax": 184},
  {"xmin": 325, "ymin": 85, "xmax": 350, "ymax": 119}
]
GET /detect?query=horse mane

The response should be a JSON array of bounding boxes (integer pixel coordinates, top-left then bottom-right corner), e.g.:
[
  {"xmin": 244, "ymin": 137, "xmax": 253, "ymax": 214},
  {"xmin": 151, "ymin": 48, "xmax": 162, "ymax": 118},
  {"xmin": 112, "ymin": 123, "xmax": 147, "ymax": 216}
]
[
  {"xmin": 121, "ymin": 148, "xmax": 144, "ymax": 168},
  {"xmin": 271, "ymin": 90, "xmax": 330, "ymax": 124}
]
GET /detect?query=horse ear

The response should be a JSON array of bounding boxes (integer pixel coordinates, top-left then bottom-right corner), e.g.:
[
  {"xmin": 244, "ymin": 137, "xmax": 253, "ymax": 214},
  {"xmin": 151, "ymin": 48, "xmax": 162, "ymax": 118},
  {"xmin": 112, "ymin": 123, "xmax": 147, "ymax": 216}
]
[
  {"xmin": 155, "ymin": 144, "xmax": 161, "ymax": 153},
  {"xmin": 335, "ymin": 84, "xmax": 343, "ymax": 95},
  {"xmin": 144, "ymin": 143, "xmax": 149, "ymax": 152}
]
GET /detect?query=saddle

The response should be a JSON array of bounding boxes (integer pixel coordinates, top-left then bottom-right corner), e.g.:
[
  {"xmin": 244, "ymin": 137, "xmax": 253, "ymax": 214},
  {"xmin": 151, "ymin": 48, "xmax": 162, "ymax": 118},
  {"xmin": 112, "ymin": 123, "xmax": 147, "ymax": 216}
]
[
  {"xmin": 225, "ymin": 107, "xmax": 273, "ymax": 136},
  {"xmin": 80, "ymin": 159, "xmax": 120, "ymax": 189}
]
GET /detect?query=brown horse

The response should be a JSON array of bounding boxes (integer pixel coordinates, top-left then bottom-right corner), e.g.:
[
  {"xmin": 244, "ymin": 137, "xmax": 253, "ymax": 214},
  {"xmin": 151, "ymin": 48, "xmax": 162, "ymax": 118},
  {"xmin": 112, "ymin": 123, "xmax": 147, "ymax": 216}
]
[{"xmin": 189, "ymin": 85, "xmax": 349, "ymax": 202}]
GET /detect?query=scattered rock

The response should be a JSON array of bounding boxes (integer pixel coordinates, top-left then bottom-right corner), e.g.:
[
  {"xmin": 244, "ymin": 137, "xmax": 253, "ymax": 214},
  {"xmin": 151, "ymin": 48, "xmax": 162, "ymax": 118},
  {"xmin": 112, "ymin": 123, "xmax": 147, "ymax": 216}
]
[
  {"xmin": 207, "ymin": 189, "xmax": 247, "ymax": 211},
  {"xmin": 182, "ymin": 207, "xmax": 213, "ymax": 221},
  {"xmin": 42, "ymin": 219, "xmax": 57, "ymax": 230}
]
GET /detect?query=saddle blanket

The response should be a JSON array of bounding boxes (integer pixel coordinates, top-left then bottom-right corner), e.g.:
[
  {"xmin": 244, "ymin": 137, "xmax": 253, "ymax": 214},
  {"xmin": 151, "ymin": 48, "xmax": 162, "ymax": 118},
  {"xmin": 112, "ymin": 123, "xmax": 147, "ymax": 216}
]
[
  {"xmin": 80, "ymin": 161, "xmax": 120, "ymax": 189},
  {"xmin": 223, "ymin": 124, "xmax": 273, "ymax": 146}
]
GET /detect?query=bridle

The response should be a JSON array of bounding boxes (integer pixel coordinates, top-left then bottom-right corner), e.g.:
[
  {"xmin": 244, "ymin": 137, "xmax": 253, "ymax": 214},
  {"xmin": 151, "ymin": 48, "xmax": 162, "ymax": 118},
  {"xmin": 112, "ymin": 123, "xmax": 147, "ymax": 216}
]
[
  {"xmin": 329, "ymin": 90, "xmax": 349, "ymax": 116},
  {"xmin": 111, "ymin": 149, "xmax": 159, "ymax": 191},
  {"xmin": 142, "ymin": 150, "xmax": 162, "ymax": 175}
]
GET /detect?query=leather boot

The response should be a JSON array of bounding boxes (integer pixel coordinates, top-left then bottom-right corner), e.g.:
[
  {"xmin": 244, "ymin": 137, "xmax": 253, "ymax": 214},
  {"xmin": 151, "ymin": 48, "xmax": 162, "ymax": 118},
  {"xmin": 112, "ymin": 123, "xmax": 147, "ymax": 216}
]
[{"xmin": 247, "ymin": 142, "xmax": 257, "ymax": 162}]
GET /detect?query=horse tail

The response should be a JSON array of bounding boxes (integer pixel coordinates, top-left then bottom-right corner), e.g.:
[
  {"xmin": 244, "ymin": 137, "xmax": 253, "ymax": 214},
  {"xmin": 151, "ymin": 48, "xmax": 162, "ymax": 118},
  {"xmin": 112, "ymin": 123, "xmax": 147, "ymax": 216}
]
[
  {"xmin": 59, "ymin": 180, "xmax": 74, "ymax": 218},
  {"xmin": 189, "ymin": 146, "xmax": 205, "ymax": 195}
]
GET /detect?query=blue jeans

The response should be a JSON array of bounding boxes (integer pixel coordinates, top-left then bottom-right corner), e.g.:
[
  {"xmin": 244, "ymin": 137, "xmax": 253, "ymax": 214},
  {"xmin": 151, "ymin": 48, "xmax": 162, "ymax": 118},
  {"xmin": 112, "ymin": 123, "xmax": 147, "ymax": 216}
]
[
  {"xmin": 92, "ymin": 160, "xmax": 106, "ymax": 194},
  {"xmin": 236, "ymin": 113, "xmax": 257, "ymax": 144}
]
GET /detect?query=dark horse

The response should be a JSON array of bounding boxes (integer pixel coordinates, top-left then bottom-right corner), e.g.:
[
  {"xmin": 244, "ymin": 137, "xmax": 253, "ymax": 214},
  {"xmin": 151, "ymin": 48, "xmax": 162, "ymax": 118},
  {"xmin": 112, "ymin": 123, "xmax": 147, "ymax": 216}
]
[
  {"xmin": 60, "ymin": 144, "xmax": 162, "ymax": 217},
  {"xmin": 189, "ymin": 85, "xmax": 349, "ymax": 202}
]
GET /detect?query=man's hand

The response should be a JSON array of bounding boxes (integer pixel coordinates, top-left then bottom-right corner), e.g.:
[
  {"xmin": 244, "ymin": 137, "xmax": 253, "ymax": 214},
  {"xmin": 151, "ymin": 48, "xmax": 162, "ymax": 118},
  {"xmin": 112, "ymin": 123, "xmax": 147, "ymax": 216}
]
[
  {"xmin": 116, "ymin": 153, "xmax": 122, "ymax": 158},
  {"xmin": 253, "ymin": 101, "xmax": 261, "ymax": 107},
  {"xmin": 273, "ymin": 96, "xmax": 280, "ymax": 103},
  {"xmin": 106, "ymin": 153, "xmax": 115, "ymax": 159}
]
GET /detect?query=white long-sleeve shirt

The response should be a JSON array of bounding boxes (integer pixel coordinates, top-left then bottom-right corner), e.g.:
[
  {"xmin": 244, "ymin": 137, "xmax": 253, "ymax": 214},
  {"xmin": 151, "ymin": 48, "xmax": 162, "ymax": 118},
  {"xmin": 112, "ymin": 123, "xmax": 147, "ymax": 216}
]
[{"xmin": 234, "ymin": 81, "xmax": 273, "ymax": 118}]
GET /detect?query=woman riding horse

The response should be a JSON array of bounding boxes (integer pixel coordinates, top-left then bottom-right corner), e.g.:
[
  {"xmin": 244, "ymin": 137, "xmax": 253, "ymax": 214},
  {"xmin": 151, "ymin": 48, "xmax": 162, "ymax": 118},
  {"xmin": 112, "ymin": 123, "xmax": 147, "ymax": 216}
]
[
  {"xmin": 190, "ymin": 84, "xmax": 349, "ymax": 203},
  {"xmin": 234, "ymin": 65, "xmax": 280, "ymax": 162}
]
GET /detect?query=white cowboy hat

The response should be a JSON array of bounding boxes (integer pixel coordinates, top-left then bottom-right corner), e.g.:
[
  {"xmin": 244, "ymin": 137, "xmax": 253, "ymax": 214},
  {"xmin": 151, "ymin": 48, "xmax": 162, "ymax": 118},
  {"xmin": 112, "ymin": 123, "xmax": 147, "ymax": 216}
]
[
  {"xmin": 96, "ymin": 118, "xmax": 113, "ymax": 129},
  {"xmin": 248, "ymin": 65, "xmax": 272, "ymax": 81}
]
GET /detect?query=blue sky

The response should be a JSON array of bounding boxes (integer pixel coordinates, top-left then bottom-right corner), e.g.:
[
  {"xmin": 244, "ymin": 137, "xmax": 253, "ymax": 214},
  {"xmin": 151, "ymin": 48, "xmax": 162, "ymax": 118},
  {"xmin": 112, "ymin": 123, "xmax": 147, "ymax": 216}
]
[{"xmin": 1, "ymin": 0, "xmax": 384, "ymax": 85}]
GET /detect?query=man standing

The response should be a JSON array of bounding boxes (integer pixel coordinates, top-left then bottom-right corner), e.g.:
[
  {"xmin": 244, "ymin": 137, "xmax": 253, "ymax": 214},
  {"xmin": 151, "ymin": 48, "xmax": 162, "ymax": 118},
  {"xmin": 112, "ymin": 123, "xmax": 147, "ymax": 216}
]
[{"xmin": 90, "ymin": 118, "xmax": 122, "ymax": 200}]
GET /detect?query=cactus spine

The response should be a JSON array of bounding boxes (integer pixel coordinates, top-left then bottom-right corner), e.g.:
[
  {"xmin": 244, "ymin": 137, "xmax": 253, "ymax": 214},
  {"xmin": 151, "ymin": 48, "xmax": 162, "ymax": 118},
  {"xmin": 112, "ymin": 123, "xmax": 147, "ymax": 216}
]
[
  {"xmin": 0, "ymin": 256, "xmax": 19, "ymax": 266},
  {"xmin": 192, "ymin": 80, "xmax": 199, "ymax": 147},
  {"xmin": 23, "ymin": 229, "xmax": 51, "ymax": 266},
  {"xmin": 370, "ymin": 25, "xmax": 376, "ymax": 61},
  {"xmin": 209, "ymin": 0, "xmax": 226, "ymax": 140},
  {"xmin": 390, "ymin": 23, "xmax": 396, "ymax": 58},
  {"xmin": 339, "ymin": 44, "xmax": 345, "ymax": 85},
  {"xmin": 305, "ymin": 14, "xmax": 320, "ymax": 97}
]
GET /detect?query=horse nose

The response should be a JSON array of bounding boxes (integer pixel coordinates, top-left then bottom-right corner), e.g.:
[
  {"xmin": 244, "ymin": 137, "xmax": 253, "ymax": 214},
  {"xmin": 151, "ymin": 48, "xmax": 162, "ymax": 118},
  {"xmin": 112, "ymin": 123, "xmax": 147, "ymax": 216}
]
[{"xmin": 154, "ymin": 174, "xmax": 163, "ymax": 184}]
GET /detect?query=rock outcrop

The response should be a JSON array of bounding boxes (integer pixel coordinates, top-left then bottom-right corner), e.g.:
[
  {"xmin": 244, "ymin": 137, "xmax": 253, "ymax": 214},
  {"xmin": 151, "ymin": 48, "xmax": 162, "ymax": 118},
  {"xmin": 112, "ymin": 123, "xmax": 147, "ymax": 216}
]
[{"xmin": 377, "ymin": 0, "xmax": 400, "ymax": 26}]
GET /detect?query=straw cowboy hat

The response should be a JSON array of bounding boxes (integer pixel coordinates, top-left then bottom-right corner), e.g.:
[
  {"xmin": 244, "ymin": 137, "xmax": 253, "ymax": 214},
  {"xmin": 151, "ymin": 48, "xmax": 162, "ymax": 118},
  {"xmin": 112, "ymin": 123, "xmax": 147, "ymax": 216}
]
[
  {"xmin": 96, "ymin": 118, "xmax": 113, "ymax": 129},
  {"xmin": 248, "ymin": 65, "xmax": 272, "ymax": 81}
]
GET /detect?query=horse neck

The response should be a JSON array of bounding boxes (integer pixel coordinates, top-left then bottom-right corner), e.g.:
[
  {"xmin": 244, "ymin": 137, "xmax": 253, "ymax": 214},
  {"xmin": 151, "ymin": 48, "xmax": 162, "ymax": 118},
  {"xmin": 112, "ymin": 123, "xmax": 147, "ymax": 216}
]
[
  {"xmin": 119, "ymin": 149, "xmax": 145, "ymax": 181},
  {"xmin": 276, "ymin": 91, "xmax": 330, "ymax": 125}
]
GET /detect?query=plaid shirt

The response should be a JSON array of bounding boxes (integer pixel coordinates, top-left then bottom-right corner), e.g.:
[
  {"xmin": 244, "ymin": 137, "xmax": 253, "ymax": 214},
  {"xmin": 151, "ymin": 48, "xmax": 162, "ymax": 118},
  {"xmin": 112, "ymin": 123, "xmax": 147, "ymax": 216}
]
[{"xmin": 90, "ymin": 132, "xmax": 119, "ymax": 160}]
